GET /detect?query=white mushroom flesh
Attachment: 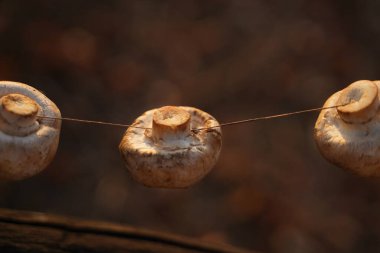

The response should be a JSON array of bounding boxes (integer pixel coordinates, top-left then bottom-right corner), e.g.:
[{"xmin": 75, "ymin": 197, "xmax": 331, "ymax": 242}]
[
  {"xmin": 119, "ymin": 106, "xmax": 222, "ymax": 188},
  {"xmin": 337, "ymin": 80, "xmax": 379, "ymax": 124},
  {"xmin": 314, "ymin": 80, "xmax": 380, "ymax": 176},
  {"xmin": 0, "ymin": 81, "xmax": 61, "ymax": 180}
]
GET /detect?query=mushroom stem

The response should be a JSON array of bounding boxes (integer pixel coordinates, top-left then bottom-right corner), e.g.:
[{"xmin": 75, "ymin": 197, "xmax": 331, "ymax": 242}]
[
  {"xmin": 0, "ymin": 93, "xmax": 40, "ymax": 136},
  {"xmin": 151, "ymin": 106, "xmax": 191, "ymax": 142},
  {"xmin": 337, "ymin": 80, "xmax": 379, "ymax": 124}
]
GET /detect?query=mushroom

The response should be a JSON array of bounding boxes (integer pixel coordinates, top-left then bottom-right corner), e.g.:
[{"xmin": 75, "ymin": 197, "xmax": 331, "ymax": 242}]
[
  {"xmin": 314, "ymin": 80, "xmax": 380, "ymax": 176},
  {"xmin": 0, "ymin": 81, "xmax": 61, "ymax": 180},
  {"xmin": 119, "ymin": 106, "xmax": 222, "ymax": 188}
]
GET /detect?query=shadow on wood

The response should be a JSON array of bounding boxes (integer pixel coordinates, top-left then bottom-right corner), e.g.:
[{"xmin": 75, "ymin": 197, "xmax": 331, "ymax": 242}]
[{"xmin": 0, "ymin": 208, "xmax": 257, "ymax": 253}]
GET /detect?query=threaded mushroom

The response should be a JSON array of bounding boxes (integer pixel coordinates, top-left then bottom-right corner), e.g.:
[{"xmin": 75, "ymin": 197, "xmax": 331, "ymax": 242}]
[
  {"xmin": 314, "ymin": 80, "xmax": 380, "ymax": 176},
  {"xmin": 0, "ymin": 81, "xmax": 61, "ymax": 180},
  {"xmin": 119, "ymin": 106, "xmax": 222, "ymax": 188}
]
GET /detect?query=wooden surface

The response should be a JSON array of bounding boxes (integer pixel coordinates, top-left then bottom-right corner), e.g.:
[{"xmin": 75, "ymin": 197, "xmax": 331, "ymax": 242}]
[{"xmin": 0, "ymin": 208, "xmax": 256, "ymax": 253}]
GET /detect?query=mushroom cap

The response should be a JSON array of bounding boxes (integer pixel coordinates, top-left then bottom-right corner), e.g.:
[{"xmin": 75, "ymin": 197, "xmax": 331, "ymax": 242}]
[
  {"xmin": 119, "ymin": 106, "xmax": 222, "ymax": 188},
  {"xmin": 314, "ymin": 80, "xmax": 380, "ymax": 176},
  {"xmin": 0, "ymin": 81, "xmax": 61, "ymax": 180}
]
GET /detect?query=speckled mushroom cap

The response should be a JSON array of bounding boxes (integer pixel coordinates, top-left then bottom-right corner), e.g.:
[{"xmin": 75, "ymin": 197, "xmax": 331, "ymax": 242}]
[
  {"xmin": 119, "ymin": 106, "xmax": 222, "ymax": 188},
  {"xmin": 314, "ymin": 80, "xmax": 380, "ymax": 176},
  {"xmin": 0, "ymin": 81, "xmax": 61, "ymax": 180}
]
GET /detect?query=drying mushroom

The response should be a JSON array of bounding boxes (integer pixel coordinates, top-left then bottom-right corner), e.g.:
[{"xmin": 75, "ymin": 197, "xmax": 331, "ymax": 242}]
[
  {"xmin": 314, "ymin": 80, "xmax": 380, "ymax": 176},
  {"xmin": 0, "ymin": 81, "xmax": 61, "ymax": 180},
  {"xmin": 119, "ymin": 106, "xmax": 222, "ymax": 188}
]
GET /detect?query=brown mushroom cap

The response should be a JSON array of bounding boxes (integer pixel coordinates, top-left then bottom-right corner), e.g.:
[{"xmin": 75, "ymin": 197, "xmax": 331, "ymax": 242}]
[
  {"xmin": 314, "ymin": 80, "xmax": 380, "ymax": 176},
  {"xmin": 119, "ymin": 106, "xmax": 222, "ymax": 188},
  {"xmin": 0, "ymin": 81, "xmax": 61, "ymax": 180}
]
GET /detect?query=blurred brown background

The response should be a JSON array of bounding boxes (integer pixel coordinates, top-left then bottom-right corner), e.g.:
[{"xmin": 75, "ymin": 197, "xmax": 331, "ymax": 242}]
[{"xmin": 0, "ymin": 0, "xmax": 380, "ymax": 252}]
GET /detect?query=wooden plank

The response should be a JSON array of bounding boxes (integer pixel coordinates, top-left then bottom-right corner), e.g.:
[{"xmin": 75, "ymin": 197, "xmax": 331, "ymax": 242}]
[{"xmin": 0, "ymin": 208, "xmax": 256, "ymax": 253}]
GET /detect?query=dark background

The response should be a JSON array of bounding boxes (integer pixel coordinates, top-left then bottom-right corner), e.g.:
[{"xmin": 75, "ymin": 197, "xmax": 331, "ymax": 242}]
[{"xmin": 1, "ymin": 0, "xmax": 380, "ymax": 252}]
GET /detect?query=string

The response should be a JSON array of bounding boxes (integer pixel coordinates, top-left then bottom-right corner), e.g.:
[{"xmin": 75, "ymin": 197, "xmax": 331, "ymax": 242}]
[
  {"xmin": 194, "ymin": 104, "xmax": 343, "ymax": 132},
  {"xmin": 36, "ymin": 104, "xmax": 344, "ymax": 132},
  {"xmin": 37, "ymin": 116, "xmax": 148, "ymax": 129}
]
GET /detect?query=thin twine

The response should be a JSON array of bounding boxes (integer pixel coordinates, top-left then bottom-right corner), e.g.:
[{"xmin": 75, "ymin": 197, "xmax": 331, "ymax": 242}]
[
  {"xmin": 37, "ymin": 116, "xmax": 147, "ymax": 129},
  {"xmin": 36, "ymin": 104, "xmax": 344, "ymax": 132}
]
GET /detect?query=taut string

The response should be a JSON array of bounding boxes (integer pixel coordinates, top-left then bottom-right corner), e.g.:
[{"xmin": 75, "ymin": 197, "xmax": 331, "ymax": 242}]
[{"xmin": 37, "ymin": 104, "xmax": 345, "ymax": 132}]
